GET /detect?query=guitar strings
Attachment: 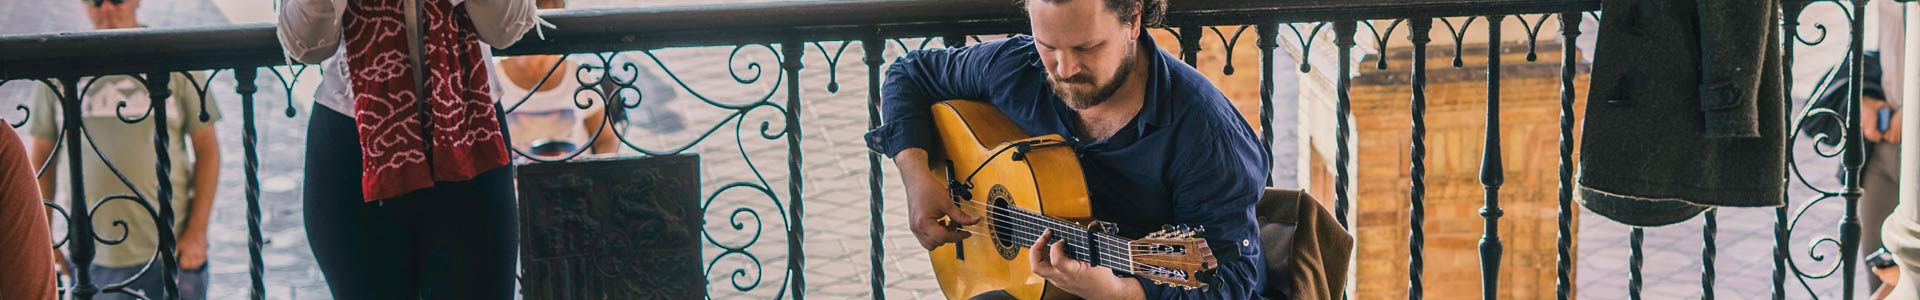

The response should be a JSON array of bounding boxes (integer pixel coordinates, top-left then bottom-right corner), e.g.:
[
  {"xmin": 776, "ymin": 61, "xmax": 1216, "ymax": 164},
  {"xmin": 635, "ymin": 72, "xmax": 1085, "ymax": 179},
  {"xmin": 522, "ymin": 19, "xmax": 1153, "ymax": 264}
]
[
  {"xmin": 953, "ymin": 225, "xmax": 1200, "ymax": 270},
  {"xmin": 950, "ymin": 199, "xmax": 1145, "ymax": 252},
  {"xmin": 952, "ymin": 199, "xmax": 1178, "ymax": 251},
  {"xmin": 951, "ymin": 199, "xmax": 1188, "ymax": 257},
  {"xmin": 948, "ymin": 201, "xmax": 1212, "ymax": 268},
  {"xmin": 943, "ymin": 200, "xmax": 1199, "ymax": 269},
  {"xmin": 943, "ymin": 200, "xmax": 1138, "ymax": 267}
]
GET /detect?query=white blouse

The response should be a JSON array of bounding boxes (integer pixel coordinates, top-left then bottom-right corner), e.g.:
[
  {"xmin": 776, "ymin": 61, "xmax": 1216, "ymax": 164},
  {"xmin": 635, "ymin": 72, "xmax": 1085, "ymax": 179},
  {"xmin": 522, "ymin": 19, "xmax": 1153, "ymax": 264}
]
[{"xmin": 276, "ymin": 0, "xmax": 541, "ymax": 117}]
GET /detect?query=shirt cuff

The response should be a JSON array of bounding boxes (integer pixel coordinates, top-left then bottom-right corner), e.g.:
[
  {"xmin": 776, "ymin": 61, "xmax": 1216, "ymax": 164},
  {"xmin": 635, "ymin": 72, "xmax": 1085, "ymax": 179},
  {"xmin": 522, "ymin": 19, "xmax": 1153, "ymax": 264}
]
[
  {"xmin": 864, "ymin": 120, "xmax": 935, "ymax": 158},
  {"xmin": 1136, "ymin": 276, "xmax": 1170, "ymax": 300}
]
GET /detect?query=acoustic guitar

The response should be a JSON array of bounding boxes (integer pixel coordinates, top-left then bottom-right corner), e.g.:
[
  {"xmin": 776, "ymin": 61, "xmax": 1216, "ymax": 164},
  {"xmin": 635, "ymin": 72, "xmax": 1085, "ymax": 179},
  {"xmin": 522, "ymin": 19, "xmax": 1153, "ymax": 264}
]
[{"xmin": 924, "ymin": 100, "xmax": 1219, "ymax": 300}]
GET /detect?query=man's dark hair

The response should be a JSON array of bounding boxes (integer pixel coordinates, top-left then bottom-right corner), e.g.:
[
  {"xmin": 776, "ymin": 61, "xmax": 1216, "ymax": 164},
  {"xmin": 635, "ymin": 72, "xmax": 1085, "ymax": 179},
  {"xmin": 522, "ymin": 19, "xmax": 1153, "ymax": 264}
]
[{"xmin": 1023, "ymin": 0, "xmax": 1168, "ymax": 28}]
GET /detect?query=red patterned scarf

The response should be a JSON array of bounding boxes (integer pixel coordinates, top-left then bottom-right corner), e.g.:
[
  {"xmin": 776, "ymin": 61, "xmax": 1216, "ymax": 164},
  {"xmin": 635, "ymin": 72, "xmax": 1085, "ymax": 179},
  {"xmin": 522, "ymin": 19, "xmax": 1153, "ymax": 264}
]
[{"xmin": 342, "ymin": 0, "xmax": 509, "ymax": 201}]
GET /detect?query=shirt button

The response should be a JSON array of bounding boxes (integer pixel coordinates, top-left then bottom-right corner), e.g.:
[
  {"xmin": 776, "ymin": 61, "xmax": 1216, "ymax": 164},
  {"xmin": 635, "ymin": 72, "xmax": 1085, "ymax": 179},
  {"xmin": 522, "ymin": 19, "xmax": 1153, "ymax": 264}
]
[{"xmin": 1241, "ymin": 239, "xmax": 1251, "ymax": 247}]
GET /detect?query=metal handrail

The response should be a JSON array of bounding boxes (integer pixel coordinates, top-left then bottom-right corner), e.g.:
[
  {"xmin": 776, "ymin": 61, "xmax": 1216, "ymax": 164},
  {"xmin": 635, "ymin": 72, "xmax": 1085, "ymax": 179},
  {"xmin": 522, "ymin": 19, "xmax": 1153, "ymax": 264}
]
[{"xmin": 0, "ymin": 0, "xmax": 1599, "ymax": 80}]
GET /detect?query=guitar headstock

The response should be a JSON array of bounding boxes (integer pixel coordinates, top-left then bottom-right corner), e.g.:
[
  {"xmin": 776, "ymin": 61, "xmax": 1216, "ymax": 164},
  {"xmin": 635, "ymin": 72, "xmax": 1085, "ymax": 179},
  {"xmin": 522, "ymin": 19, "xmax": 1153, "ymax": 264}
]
[{"xmin": 1127, "ymin": 226, "xmax": 1219, "ymax": 290}]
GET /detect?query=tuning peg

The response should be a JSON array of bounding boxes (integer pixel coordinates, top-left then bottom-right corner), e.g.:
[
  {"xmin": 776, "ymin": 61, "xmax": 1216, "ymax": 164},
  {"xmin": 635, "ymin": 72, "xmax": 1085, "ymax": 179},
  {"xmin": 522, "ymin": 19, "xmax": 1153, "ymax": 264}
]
[{"xmin": 1193, "ymin": 225, "xmax": 1206, "ymax": 235}]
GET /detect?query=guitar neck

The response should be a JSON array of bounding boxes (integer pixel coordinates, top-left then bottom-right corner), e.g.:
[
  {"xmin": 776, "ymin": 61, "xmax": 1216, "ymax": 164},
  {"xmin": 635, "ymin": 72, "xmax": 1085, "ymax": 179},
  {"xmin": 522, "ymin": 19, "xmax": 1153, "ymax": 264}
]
[{"xmin": 987, "ymin": 206, "xmax": 1137, "ymax": 273}]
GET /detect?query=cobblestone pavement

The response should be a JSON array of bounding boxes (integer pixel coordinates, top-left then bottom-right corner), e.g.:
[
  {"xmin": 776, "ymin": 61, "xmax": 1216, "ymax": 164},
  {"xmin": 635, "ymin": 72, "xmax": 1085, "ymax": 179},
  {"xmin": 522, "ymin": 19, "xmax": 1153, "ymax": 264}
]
[{"xmin": 0, "ymin": 1, "xmax": 1886, "ymax": 299}]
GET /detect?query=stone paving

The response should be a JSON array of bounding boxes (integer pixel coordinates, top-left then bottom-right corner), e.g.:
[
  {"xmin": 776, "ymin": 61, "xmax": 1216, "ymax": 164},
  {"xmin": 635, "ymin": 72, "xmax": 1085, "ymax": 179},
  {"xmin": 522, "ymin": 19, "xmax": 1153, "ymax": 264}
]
[{"xmin": 0, "ymin": 1, "xmax": 1890, "ymax": 299}]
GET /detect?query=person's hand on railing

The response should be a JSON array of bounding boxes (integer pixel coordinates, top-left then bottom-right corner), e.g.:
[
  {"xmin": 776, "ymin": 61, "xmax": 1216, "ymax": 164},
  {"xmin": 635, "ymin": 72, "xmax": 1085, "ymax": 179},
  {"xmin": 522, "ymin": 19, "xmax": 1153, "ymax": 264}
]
[{"xmin": 895, "ymin": 148, "xmax": 980, "ymax": 250}]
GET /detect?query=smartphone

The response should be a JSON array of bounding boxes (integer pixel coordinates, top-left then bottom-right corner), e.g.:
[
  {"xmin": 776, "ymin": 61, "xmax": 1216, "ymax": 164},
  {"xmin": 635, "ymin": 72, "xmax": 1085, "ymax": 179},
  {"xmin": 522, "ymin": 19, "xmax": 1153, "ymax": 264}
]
[
  {"xmin": 1867, "ymin": 247, "xmax": 1897, "ymax": 269},
  {"xmin": 1879, "ymin": 106, "xmax": 1893, "ymax": 133}
]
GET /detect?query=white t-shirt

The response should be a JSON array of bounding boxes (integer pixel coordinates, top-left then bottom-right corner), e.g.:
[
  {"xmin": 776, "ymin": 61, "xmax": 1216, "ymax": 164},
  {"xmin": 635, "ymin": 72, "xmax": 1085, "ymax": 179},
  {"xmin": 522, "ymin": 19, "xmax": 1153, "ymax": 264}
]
[{"xmin": 495, "ymin": 58, "xmax": 599, "ymax": 151}]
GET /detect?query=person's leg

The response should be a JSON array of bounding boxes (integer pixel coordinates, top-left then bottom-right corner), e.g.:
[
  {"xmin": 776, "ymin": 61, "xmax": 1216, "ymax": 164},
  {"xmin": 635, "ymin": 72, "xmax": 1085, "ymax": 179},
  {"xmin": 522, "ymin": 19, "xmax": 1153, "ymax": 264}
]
[
  {"xmin": 1865, "ymin": 141, "xmax": 1906, "ymax": 289},
  {"xmin": 82, "ymin": 264, "xmax": 140, "ymax": 300},
  {"xmin": 80, "ymin": 264, "xmax": 201, "ymax": 300},
  {"xmin": 413, "ymin": 164, "xmax": 519, "ymax": 300},
  {"xmin": 0, "ymin": 122, "xmax": 57, "ymax": 300},
  {"xmin": 302, "ymin": 106, "xmax": 418, "ymax": 299}
]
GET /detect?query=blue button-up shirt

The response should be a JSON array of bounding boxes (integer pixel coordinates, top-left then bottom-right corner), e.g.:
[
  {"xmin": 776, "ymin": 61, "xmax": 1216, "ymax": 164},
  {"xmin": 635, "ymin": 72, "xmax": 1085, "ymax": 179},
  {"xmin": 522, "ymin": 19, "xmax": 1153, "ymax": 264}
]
[{"xmin": 865, "ymin": 31, "xmax": 1269, "ymax": 300}]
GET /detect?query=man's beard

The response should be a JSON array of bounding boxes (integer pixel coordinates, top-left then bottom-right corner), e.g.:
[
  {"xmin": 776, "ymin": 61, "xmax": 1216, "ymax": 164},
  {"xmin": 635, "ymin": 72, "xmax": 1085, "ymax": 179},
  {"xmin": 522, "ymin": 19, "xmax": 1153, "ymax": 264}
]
[{"xmin": 1050, "ymin": 42, "xmax": 1138, "ymax": 110}]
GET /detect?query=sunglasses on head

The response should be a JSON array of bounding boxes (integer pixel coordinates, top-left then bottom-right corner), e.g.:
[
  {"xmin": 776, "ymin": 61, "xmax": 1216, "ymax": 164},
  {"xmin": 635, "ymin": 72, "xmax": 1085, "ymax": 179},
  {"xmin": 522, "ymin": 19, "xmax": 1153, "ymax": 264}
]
[{"xmin": 86, "ymin": 0, "xmax": 126, "ymax": 7}]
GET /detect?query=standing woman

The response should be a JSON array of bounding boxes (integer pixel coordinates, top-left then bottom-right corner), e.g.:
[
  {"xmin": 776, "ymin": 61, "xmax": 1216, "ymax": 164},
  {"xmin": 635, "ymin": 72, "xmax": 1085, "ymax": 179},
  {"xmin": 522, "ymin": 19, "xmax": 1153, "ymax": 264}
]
[{"xmin": 276, "ymin": 0, "xmax": 537, "ymax": 298}]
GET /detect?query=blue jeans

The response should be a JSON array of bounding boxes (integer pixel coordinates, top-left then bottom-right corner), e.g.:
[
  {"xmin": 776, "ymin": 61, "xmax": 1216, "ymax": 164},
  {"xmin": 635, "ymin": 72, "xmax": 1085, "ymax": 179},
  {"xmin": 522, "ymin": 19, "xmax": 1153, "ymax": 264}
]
[{"xmin": 69, "ymin": 263, "xmax": 208, "ymax": 300}]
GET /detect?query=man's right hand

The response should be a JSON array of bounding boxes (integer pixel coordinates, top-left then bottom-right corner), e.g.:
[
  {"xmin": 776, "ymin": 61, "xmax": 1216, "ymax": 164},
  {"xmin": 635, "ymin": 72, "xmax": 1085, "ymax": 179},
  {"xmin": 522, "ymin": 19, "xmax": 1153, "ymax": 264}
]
[{"xmin": 896, "ymin": 148, "xmax": 981, "ymax": 250}]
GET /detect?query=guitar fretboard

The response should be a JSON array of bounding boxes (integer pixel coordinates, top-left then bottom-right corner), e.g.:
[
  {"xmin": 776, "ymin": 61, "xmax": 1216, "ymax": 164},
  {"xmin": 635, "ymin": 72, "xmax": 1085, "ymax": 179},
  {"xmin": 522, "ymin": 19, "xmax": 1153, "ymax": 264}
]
[{"xmin": 984, "ymin": 205, "xmax": 1135, "ymax": 272}]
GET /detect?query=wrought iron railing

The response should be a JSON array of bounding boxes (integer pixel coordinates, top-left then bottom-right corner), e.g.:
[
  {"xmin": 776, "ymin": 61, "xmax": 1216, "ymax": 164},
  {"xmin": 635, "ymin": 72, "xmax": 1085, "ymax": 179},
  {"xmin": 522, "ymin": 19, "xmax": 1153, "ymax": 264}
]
[{"xmin": 0, "ymin": 0, "xmax": 1886, "ymax": 299}]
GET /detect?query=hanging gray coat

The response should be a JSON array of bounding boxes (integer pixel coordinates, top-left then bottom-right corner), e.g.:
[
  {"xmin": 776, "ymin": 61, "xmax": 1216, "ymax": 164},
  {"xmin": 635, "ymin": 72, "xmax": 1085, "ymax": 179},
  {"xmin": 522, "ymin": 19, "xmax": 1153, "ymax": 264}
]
[{"xmin": 1578, "ymin": 0, "xmax": 1788, "ymax": 227}]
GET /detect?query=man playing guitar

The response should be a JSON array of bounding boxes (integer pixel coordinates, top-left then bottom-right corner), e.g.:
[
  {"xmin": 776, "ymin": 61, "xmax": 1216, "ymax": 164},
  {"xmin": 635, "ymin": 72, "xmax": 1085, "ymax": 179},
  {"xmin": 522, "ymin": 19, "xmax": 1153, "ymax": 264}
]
[{"xmin": 866, "ymin": 0, "xmax": 1268, "ymax": 298}]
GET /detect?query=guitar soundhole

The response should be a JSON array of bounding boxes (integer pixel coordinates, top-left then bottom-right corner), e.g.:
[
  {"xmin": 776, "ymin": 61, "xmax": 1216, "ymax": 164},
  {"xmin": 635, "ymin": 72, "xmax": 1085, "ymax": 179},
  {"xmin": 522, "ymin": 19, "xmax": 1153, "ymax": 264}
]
[{"xmin": 986, "ymin": 185, "xmax": 1021, "ymax": 261}]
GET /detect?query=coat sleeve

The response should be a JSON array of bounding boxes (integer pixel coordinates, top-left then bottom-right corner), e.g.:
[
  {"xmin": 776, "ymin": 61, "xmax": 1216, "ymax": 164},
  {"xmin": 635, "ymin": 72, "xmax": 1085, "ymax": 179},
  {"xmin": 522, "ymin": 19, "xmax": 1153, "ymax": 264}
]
[{"xmin": 1694, "ymin": 0, "xmax": 1778, "ymax": 138}]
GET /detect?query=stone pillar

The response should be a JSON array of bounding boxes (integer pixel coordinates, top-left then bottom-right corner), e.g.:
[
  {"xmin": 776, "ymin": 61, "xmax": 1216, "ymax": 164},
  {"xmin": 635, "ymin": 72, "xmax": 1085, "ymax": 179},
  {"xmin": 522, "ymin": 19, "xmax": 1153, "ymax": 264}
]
[
  {"xmin": 1887, "ymin": 2, "xmax": 1920, "ymax": 299},
  {"xmin": 1287, "ymin": 17, "xmax": 1590, "ymax": 300}
]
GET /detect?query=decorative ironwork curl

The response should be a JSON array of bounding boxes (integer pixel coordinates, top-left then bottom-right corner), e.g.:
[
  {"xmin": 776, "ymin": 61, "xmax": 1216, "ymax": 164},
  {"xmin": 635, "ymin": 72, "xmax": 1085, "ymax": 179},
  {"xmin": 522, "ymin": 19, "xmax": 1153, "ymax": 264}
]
[
  {"xmin": 1282, "ymin": 22, "xmax": 1328, "ymax": 73},
  {"xmin": 1438, "ymin": 17, "xmax": 1478, "ymax": 68},
  {"xmin": 1362, "ymin": 19, "xmax": 1406, "ymax": 70},
  {"xmin": 1210, "ymin": 25, "xmax": 1250, "ymax": 75}
]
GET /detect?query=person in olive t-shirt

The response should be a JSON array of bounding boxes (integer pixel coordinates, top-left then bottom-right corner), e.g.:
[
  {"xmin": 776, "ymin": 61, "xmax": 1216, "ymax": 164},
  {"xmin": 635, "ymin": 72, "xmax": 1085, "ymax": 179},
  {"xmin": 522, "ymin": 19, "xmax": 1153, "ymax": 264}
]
[{"xmin": 26, "ymin": 70, "xmax": 221, "ymax": 300}]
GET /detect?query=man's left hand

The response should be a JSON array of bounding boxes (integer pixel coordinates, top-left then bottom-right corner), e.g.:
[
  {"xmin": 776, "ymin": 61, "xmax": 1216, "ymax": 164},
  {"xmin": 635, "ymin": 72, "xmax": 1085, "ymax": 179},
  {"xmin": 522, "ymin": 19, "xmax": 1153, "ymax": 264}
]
[
  {"xmin": 1030, "ymin": 229, "xmax": 1145, "ymax": 300},
  {"xmin": 176, "ymin": 232, "xmax": 206, "ymax": 270}
]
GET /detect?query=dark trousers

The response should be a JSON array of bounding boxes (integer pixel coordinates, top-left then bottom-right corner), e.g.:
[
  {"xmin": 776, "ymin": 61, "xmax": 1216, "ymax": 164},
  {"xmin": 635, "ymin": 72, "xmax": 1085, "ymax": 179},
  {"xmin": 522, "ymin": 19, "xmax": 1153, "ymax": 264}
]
[
  {"xmin": 1862, "ymin": 141, "xmax": 1905, "ymax": 289},
  {"xmin": 302, "ymin": 106, "xmax": 518, "ymax": 299},
  {"xmin": 74, "ymin": 263, "xmax": 207, "ymax": 300}
]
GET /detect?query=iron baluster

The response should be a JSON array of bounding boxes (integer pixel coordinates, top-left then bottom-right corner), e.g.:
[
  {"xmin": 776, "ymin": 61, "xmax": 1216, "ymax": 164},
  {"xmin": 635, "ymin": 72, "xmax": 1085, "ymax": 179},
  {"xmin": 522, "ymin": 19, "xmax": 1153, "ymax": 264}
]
[
  {"xmin": 145, "ymin": 72, "xmax": 181, "ymax": 300},
  {"xmin": 1478, "ymin": 14, "xmax": 1506, "ymax": 300},
  {"xmin": 782, "ymin": 40, "xmax": 808, "ymax": 300},
  {"xmin": 1631, "ymin": 228, "xmax": 1644, "ymax": 300},
  {"xmin": 1408, "ymin": 17, "xmax": 1432, "ymax": 300},
  {"xmin": 864, "ymin": 34, "xmax": 888, "ymax": 300},
  {"xmin": 236, "ymin": 67, "xmax": 267, "ymax": 300},
  {"xmin": 1705, "ymin": 209, "xmax": 1719, "ymax": 299},
  {"xmin": 1334, "ymin": 21, "xmax": 1357, "ymax": 229},
  {"xmin": 1774, "ymin": 2, "xmax": 1804, "ymax": 299},
  {"xmin": 60, "ymin": 77, "xmax": 98, "ymax": 300},
  {"xmin": 1840, "ymin": 2, "xmax": 1870, "ymax": 300},
  {"xmin": 1258, "ymin": 24, "xmax": 1279, "ymax": 186},
  {"xmin": 1555, "ymin": 11, "xmax": 1580, "ymax": 300}
]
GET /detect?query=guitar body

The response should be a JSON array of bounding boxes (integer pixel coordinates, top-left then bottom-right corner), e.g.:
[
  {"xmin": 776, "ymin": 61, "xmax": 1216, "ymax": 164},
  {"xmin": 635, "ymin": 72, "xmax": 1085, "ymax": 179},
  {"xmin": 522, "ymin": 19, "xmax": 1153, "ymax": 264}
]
[{"xmin": 926, "ymin": 100, "xmax": 1092, "ymax": 300}]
